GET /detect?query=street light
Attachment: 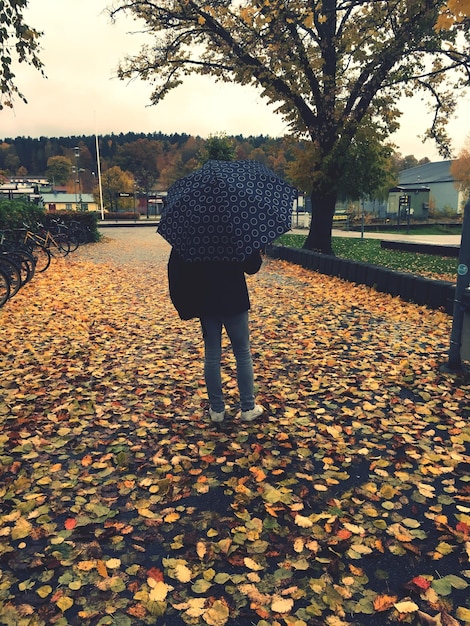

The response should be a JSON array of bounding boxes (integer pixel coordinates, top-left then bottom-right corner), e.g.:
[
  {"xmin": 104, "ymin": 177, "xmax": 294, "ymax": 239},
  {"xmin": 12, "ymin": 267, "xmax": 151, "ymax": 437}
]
[{"xmin": 74, "ymin": 147, "xmax": 83, "ymax": 210}]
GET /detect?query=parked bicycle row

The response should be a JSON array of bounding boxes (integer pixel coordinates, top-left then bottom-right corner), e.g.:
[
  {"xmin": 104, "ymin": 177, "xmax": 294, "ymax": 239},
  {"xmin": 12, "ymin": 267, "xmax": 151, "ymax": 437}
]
[{"xmin": 0, "ymin": 217, "xmax": 86, "ymax": 308}]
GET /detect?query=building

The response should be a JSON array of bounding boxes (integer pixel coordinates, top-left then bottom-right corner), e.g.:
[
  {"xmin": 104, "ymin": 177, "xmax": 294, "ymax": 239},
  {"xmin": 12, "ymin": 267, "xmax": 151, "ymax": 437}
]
[
  {"xmin": 0, "ymin": 176, "xmax": 50, "ymax": 202},
  {"xmin": 389, "ymin": 160, "xmax": 465, "ymax": 216},
  {"xmin": 40, "ymin": 192, "xmax": 98, "ymax": 212},
  {"xmin": 388, "ymin": 185, "xmax": 431, "ymax": 219}
]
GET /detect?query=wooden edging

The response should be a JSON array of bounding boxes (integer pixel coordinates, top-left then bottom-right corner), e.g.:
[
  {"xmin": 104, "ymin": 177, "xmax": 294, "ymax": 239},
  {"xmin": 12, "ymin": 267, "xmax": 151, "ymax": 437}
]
[{"xmin": 265, "ymin": 244, "xmax": 456, "ymax": 314}]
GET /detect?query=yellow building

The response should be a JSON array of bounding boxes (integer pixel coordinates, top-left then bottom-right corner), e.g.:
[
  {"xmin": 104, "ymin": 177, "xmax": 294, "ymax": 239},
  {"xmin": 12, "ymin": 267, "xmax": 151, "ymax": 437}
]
[{"xmin": 40, "ymin": 193, "xmax": 98, "ymax": 212}]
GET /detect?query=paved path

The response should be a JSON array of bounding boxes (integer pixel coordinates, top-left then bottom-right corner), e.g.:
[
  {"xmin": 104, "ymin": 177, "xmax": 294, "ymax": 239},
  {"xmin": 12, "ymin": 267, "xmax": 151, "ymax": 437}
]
[
  {"xmin": 99, "ymin": 221, "xmax": 463, "ymax": 246},
  {"xmin": 294, "ymin": 227, "xmax": 462, "ymax": 246}
]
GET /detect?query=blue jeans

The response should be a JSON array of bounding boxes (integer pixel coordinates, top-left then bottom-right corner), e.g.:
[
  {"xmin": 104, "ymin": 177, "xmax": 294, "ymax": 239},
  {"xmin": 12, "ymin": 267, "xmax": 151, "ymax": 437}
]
[{"xmin": 200, "ymin": 312, "xmax": 255, "ymax": 413}]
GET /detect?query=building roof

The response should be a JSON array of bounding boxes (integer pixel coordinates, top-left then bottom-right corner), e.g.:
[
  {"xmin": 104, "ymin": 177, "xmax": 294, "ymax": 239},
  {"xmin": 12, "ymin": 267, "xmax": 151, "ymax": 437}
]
[
  {"xmin": 389, "ymin": 186, "xmax": 430, "ymax": 193},
  {"xmin": 41, "ymin": 193, "xmax": 95, "ymax": 203},
  {"xmin": 398, "ymin": 160, "xmax": 454, "ymax": 185}
]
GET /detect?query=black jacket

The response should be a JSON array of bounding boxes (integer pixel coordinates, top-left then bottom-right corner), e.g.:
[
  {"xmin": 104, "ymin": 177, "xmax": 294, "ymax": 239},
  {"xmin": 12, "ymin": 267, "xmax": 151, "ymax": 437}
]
[{"xmin": 168, "ymin": 249, "xmax": 262, "ymax": 320}]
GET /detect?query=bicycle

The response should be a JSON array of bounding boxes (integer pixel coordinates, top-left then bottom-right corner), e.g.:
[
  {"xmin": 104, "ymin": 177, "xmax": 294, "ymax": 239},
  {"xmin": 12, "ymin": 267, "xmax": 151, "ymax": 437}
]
[
  {"xmin": 0, "ymin": 231, "xmax": 37, "ymax": 282},
  {"xmin": 23, "ymin": 224, "xmax": 70, "ymax": 258},
  {"xmin": 68, "ymin": 219, "xmax": 93, "ymax": 245},
  {"xmin": 46, "ymin": 218, "xmax": 80, "ymax": 252},
  {"xmin": 4, "ymin": 229, "xmax": 51, "ymax": 273}
]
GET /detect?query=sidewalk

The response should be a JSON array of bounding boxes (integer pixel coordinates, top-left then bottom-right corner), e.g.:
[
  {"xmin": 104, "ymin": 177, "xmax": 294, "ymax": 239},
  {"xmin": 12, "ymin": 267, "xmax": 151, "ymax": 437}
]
[
  {"xmin": 292, "ymin": 227, "xmax": 462, "ymax": 246},
  {"xmin": 98, "ymin": 220, "xmax": 462, "ymax": 246}
]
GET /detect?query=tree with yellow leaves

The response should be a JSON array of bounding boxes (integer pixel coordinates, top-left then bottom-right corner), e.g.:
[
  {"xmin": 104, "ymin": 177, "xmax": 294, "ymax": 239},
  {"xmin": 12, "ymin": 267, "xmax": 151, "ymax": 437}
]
[
  {"xmin": 450, "ymin": 136, "xmax": 470, "ymax": 199},
  {"xmin": 0, "ymin": 0, "xmax": 43, "ymax": 110},
  {"xmin": 108, "ymin": 0, "xmax": 470, "ymax": 253},
  {"xmin": 437, "ymin": 0, "xmax": 470, "ymax": 28},
  {"xmin": 99, "ymin": 166, "xmax": 136, "ymax": 212}
]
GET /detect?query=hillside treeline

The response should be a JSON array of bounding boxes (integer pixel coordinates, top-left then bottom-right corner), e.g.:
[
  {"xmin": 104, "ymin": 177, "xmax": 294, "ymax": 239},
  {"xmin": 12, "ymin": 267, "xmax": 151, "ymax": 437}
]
[
  {"xmin": 0, "ymin": 132, "xmax": 429, "ymax": 197},
  {"xmin": 1, "ymin": 133, "xmax": 299, "ymax": 189}
]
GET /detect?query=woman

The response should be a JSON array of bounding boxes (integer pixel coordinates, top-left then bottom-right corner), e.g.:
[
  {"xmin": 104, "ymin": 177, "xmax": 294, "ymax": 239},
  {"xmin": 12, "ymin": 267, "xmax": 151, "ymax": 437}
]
[{"xmin": 167, "ymin": 248, "xmax": 264, "ymax": 423}]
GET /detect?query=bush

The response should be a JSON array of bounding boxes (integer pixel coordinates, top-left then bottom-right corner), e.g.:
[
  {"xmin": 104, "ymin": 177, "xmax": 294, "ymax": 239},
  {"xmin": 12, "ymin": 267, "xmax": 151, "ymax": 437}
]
[
  {"xmin": 0, "ymin": 198, "xmax": 46, "ymax": 230},
  {"xmin": 44, "ymin": 210, "xmax": 100, "ymax": 243}
]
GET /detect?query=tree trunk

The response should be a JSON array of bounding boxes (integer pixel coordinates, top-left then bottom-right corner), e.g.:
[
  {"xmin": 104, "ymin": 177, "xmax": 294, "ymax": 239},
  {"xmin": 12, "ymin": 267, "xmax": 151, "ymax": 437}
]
[{"xmin": 303, "ymin": 189, "xmax": 337, "ymax": 254}]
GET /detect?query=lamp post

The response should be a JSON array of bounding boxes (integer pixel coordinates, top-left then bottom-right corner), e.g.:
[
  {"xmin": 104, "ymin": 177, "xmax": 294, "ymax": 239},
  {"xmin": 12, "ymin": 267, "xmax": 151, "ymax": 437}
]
[{"xmin": 74, "ymin": 147, "xmax": 83, "ymax": 211}]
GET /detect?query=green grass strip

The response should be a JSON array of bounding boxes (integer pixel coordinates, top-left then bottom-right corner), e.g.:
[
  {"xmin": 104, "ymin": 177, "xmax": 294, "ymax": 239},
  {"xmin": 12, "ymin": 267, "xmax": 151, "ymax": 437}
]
[{"xmin": 276, "ymin": 234, "xmax": 458, "ymax": 281}]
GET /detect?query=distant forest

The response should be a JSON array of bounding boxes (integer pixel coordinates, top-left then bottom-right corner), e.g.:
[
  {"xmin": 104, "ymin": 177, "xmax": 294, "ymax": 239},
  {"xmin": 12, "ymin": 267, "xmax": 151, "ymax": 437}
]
[
  {"xmin": 1, "ymin": 132, "xmax": 298, "ymax": 189},
  {"xmin": 0, "ymin": 131, "xmax": 429, "ymax": 197}
]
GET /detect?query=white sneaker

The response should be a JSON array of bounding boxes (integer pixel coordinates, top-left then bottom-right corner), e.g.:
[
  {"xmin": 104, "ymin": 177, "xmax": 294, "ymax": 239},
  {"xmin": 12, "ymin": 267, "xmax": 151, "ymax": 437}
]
[
  {"xmin": 209, "ymin": 407, "xmax": 225, "ymax": 422},
  {"xmin": 241, "ymin": 404, "xmax": 264, "ymax": 422}
]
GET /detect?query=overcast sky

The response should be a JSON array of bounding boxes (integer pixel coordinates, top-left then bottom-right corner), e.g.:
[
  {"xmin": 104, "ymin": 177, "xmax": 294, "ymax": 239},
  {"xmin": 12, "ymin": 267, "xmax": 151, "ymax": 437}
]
[{"xmin": 2, "ymin": 0, "xmax": 470, "ymax": 162}]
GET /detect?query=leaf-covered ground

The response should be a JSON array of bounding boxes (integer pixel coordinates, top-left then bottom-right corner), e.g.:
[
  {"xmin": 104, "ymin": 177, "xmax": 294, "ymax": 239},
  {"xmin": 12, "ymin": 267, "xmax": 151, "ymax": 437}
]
[{"xmin": 0, "ymin": 228, "xmax": 469, "ymax": 626}]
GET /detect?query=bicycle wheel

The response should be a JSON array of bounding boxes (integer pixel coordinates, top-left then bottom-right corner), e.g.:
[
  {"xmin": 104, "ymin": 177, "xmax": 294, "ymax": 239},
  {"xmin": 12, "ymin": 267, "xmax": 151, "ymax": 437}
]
[
  {"xmin": 0, "ymin": 257, "xmax": 22, "ymax": 297},
  {"xmin": 32, "ymin": 245, "xmax": 51, "ymax": 272},
  {"xmin": 76, "ymin": 226, "xmax": 91, "ymax": 244},
  {"xmin": 0, "ymin": 268, "xmax": 10, "ymax": 307},
  {"xmin": 48, "ymin": 235, "xmax": 70, "ymax": 257},
  {"xmin": 67, "ymin": 233, "xmax": 80, "ymax": 253},
  {"xmin": 5, "ymin": 250, "xmax": 34, "ymax": 284}
]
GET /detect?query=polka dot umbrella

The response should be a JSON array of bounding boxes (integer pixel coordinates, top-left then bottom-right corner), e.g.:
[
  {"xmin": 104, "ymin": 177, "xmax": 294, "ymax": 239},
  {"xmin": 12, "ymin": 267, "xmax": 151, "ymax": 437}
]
[{"xmin": 157, "ymin": 159, "xmax": 298, "ymax": 262}]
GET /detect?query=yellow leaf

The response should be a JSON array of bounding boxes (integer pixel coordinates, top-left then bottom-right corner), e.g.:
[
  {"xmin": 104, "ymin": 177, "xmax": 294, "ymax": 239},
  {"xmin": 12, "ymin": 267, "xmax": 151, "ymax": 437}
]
[
  {"xmin": 262, "ymin": 485, "xmax": 284, "ymax": 503},
  {"xmin": 105, "ymin": 558, "xmax": 121, "ymax": 569},
  {"xmin": 293, "ymin": 537, "xmax": 305, "ymax": 553},
  {"xmin": 271, "ymin": 596, "xmax": 294, "ymax": 613},
  {"xmin": 175, "ymin": 563, "xmax": 192, "ymax": 583},
  {"xmin": 138, "ymin": 507, "xmax": 159, "ymax": 519},
  {"xmin": 37, "ymin": 586, "xmax": 52, "ymax": 598},
  {"xmin": 394, "ymin": 600, "xmax": 419, "ymax": 613},
  {"xmin": 250, "ymin": 466, "xmax": 267, "ymax": 482},
  {"xmin": 348, "ymin": 544, "xmax": 373, "ymax": 557},
  {"xmin": 77, "ymin": 560, "xmax": 95, "ymax": 571},
  {"xmin": 379, "ymin": 484, "xmax": 396, "ymax": 499},
  {"xmin": 373, "ymin": 594, "xmax": 397, "ymax": 612},
  {"xmin": 417, "ymin": 483, "xmax": 435, "ymax": 498},
  {"xmin": 243, "ymin": 557, "xmax": 263, "ymax": 571},
  {"xmin": 343, "ymin": 523, "xmax": 365, "ymax": 535},
  {"xmin": 203, "ymin": 599, "xmax": 230, "ymax": 626},
  {"xmin": 149, "ymin": 581, "xmax": 171, "ymax": 602},
  {"xmin": 217, "ymin": 538, "xmax": 232, "ymax": 554},
  {"xmin": 164, "ymin": 512, "xmax": 180, "ymax": 523},
  {"xmin": 197, "ymin": 541, "xmax": 207, "ymax": 559},
  {"xmin": 96, "ymin": 559, "xmax": 108, "ymax": 578},
  {"xmin": 56, "ymin": 596, "xmax": 74, "ymax": 612},
  {"xmin": 11, "ymin": 517, "xmax": 32, "ymax": 540},
  {"xmin": 294, "ymin": 514, "xmax": 313, "ymax": 528}
]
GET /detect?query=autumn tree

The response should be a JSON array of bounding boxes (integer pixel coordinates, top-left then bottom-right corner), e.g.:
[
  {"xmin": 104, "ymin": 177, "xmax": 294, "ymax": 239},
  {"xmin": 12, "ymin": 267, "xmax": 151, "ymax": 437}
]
[
  {"xmin": 46, "ymin": 156, "xmax": 73, "ymax": 186},
  {"xmin": 200, "ymin": 133, "xmax": 236, "ymax": 162},
  {"xmin": 116, "ymin": 139, "xmax": 160, "ymax": 213},
  {"xmin": 0, "ymin": 0, "xmax": 44, "ymax": 109},
  {"xmin": 286, "ymin": 122, "xmax": 396, "ymax": 203},
  {"xmin": 99, "ymin": 165, "xmax": 135, "ymax": 211},
  {"xmin": 0, "ymin": 142, "xmax": 20, "ymax": 174},
  {"xmin": 450, "ymin": 137, "xmax": 470, "ymax": 198},
  {"xmin": 116, "ymin": 139, "xmax": 159, "ymax": 190},
  {"xmin": 109, "ymin": 0, "xmax": 470, "ymax": 253},
  {"xmin": 436, "ymin": 0, "xmax": 470, "ymax": 27}
]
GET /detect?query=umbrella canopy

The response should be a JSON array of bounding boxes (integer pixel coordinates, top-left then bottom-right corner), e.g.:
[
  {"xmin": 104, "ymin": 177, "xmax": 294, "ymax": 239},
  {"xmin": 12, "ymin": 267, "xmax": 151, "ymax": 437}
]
[{"xmin": 157, "ymin": 159, "xmax": 298, "ymax": 262}]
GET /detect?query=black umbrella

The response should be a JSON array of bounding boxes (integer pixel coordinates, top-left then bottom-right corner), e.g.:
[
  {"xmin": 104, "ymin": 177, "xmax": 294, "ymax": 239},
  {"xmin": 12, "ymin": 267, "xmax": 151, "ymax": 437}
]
[{"xmin": 157, "ymin": 159, "xmax": 297, "ymax": 262}]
